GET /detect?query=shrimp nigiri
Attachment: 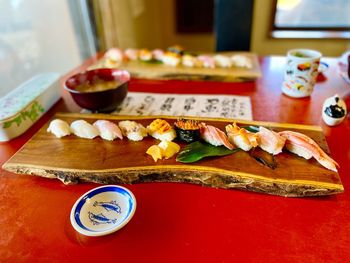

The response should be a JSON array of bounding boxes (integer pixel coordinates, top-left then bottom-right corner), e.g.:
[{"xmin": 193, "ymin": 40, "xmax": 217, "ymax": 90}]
[
  {"xmin": 225, "ymin": 123, "xmax": 258, "ymax": 151},
  {"xmin": 279, "ymin": 130, "xmax": 339, "ymax": 172},
  {"xmin": 200, "ymin": 123, "xmax": 234, "ymax": 150},
  {"xmin": 47, "ymin": 119, "xmax": 71, "ymax": 138},
  {"xmin": 70, "ymin": 120, "xmax": 99, "ymax": 139},
  {"xmin": 256, "ymin": 126, "xmax": 286, "ymax": 155},
  {"xmin": 93, "ymin": 120, "xmax": 123, "ymax": 141}
]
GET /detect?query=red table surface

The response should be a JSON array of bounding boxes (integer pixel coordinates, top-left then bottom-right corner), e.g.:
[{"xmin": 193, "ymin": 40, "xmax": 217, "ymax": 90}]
[{"xmin": 1, "ymin": 56, "xmax": 349, "ymax": 263}]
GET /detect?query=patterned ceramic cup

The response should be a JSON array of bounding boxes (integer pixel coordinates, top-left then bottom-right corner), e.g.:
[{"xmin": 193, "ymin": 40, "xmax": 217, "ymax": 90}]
[{"xmin": 282, "ymin": 49, "xmax": 322, "ymax": 98}]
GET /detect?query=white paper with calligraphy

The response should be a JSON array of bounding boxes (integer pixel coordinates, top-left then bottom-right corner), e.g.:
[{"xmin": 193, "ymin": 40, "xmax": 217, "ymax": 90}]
[{"xmin": 109, "ymin": 92, "xmax": 252, "ymax": 120}]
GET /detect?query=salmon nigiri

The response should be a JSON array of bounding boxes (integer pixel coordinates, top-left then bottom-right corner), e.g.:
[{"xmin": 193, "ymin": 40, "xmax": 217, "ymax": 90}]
[
  {"xmin": 93, "ymin": 120, "xmax": 123, "ymax": 141},
  {"xmin": 256, "ymin": 126, "xmax": 286, "ymax": 155},
  {"xmin": 200, "ymin": 123, "xmax": 234, "ymax": 150},
  {"xmin": 279, "ymin": 130, "xmax": 339, "ymax": 172}
]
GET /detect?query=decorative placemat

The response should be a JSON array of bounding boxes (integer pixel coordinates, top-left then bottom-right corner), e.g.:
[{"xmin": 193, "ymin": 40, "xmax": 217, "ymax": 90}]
[{"xmin": 108, "ymin": 92, "xmax": 252, "ymax": 120}]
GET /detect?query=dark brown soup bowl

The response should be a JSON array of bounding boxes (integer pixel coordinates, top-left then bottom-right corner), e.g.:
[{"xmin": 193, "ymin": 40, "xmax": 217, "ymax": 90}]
[{"xmin": 64, "ymin": 68, "xmax": 130, "ymax": 112}]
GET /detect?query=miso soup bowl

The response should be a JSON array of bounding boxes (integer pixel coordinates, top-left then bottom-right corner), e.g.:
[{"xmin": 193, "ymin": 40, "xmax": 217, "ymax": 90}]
[{"xmin": 64, "ymin": 68, "xmax": 130, "ymax": 112}]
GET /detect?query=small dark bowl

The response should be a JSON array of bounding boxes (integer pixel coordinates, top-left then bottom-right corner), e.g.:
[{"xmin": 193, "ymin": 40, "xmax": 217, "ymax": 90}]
[{"xmin": 64, "ymin": 68, "xmax": 130, "ymax": 112}]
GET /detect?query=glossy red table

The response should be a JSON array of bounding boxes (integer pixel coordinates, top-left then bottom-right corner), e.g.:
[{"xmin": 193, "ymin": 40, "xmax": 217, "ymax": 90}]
[{"xmin": 1, "ymin": 56, "xmax": 349, "ymax": 262}]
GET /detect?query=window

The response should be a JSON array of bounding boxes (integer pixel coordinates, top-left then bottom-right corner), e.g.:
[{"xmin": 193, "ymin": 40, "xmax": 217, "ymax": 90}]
[
  {"xmin": 0, "ymin": 0, "xmax": 97, "ymax": 98},
  {"xmin": 271, "ymin": 0, "xmax": 350, "ymax": 38}
]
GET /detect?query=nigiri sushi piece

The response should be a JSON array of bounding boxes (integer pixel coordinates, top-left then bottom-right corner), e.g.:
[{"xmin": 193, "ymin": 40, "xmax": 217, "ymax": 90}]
[
  {"xmin": 214, "ymin": 55, "xmax": 232, "ymax": 68},
  {"xmin": 256, "ymin": 126, "xmax": 286, "ymax": 155},
  {"xmin": 161, "ymin": 51, "xmax": 181, "ymax": 66},
  {"xmin": 124, "ymin": 48, "xmax": 139, "ymax": 60},
  {"xmin": 152, "ymin": 49, "xmax": 164, "ymax": 61},
  {"xmin": 147, "ymin": 119, "xmax": 176, "ymax": 141},
  {"xmin": 182, "ymin": 54, "xmax": 203, "ymax": 68},
  {"xmin": 200, "ymin": 123, "xmax": 234, "ymax": 150},
  {"xmin": 93, "ymin": 120, "xmax": 123, "ymax": 141},
  {"xmin": 47, "ymin": 119, "xmax": 71, "ymax": 138},
  {"xmin": 279, "ymin": 130, "xmax": 339, "ymax": 172},
  {"xmin": 225, "ymin": 122, "xmax": 258, "ymax": 151},
  {"xmin": 197, "ymin": 55, "xmax": 215, "ymax": 69},
  {"xmin": 231, "ymin": 55, "xmax": 253, "ymax": 69},
  {"xmin": 104, "ymin": 48, "xmax": 124, "ymax": 62},
  {"xmin": 70, "ymin": 120, "xmax": 99, "ymax": 139},
  {"xmin": 118, "ymin": 120, "xmax": 147, "ymax": 141},
  {"xmin": 139, "ymin": 49, "xmax": 152, "ymax": 61}
]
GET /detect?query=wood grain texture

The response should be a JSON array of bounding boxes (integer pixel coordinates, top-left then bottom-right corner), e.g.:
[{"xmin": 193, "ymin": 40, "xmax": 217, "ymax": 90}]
[
  {"xmin": 90, "ymin": 52, "xmax": 262, "ymax": 82},
  {"xmin": 2, "ymin": 113, "xmax": 343, "ymax": 197}
]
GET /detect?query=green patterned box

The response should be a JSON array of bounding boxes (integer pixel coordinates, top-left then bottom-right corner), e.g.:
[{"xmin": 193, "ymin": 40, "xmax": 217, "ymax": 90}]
[{"xmin": 0, "ymin": 73, "xmax": 61, "ymax": 142}]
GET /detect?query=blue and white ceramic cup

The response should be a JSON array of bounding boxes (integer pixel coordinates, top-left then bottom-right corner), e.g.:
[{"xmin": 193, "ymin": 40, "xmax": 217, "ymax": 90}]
[{"xmin": 282, "ymin": 49, "xmax": 322, "ymax": 98}]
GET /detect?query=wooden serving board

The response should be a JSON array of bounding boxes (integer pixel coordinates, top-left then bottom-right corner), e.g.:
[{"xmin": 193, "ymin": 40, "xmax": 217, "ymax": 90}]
[
  {"xmin": 90, "ymin": 52, "xmax": 261, "ymax": 82},
  {"xmin": 2, "ymin": 113, "xmax": 344, "ymax": 197}
]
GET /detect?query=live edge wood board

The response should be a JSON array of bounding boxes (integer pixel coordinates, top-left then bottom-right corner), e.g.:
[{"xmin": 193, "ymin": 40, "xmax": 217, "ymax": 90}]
[{"xmin": 3, "ymin": 113, "xmax": 344, "ymax": 197}]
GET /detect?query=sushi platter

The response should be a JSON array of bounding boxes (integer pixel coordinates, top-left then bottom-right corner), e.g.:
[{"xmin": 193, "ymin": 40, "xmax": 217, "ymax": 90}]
[
  {"xmin": 91, "ymin": 50, "xmax": 262, "ymax": 82},
  {"xmin": 2, "ymin": 113, "xmax": 343, "ymax": 197}
]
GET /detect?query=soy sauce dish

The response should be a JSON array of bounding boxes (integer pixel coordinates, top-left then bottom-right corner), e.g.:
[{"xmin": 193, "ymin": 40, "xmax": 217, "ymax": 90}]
[
  {"xmin": 65, "ymin": 68, "xmax": 130, "ymax": 112},
  {"xmin": 70, "ymin": 185, "xmax": 136, "ymax": 237}
]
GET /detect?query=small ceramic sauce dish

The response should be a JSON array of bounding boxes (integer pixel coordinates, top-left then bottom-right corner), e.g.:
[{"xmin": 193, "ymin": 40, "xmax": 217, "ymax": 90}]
[
  {"xmin": 322, "ymin": 94, "xmax": 347, "ymax": 126},
  {"xmin": 70, "ymin": 185, "xmax": 136, "ymax": 236}
]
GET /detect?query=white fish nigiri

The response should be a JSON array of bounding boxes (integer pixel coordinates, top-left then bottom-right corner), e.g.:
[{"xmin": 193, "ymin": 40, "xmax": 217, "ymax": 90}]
[
  {"xmin": 93, "ymin": 120, "xmax": 123, "ymax": 141},
  {"xmin": 47, "ymin": 119, "xmax": 71, "ymax": 138},
  {"xmin": 256, "ymin": 126, "xmax": 286, "ymax": 155},
  {"xmin": 70, "ymin": 120, "xmax": 99, "ymax": 139},
  {"xmin": 118, "ymin": 120, "xmax": 148, "ymax": 141}
]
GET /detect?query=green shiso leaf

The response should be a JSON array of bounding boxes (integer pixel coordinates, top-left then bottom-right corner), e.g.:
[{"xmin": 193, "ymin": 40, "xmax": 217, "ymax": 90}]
[{"xmin": 176, "ymin": 141, "xmax": 240, "ymax": 163}]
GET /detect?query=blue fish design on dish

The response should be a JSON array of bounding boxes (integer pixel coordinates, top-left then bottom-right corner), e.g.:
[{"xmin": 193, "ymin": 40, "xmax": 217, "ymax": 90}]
[
  {"xmin": 93, "ymin": 200, "xmax": 121, "ymax": 213},
  {"xmin": 88, "ymin": 211, "xmax": 117, "ymax": 225}
]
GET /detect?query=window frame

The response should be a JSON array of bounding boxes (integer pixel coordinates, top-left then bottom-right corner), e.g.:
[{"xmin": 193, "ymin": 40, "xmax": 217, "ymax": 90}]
[{"xmin": 270, "ymin": 0, "xmax": 350, "ymax": 39}]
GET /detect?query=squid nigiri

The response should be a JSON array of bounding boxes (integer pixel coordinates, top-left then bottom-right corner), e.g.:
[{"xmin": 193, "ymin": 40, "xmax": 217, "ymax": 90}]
[
  {"xmin": 225, "ymin": 123, "xmax": 258, "ymax": 151},
  {"xmin": 200, "ymin": 123, "xmax": 234, "ymax": 150},
  {"xmin": 93, "ymin": 120, "xmax": 123, "ymax": 141},
  {"xmin": 118, "ymin": 120, "xmax": 147, "ymax": 141},
  {"xmin": 256, "ymin": 126, "xmax": 286, "ymax": 155},
  {"xmin": 47, "ymin": 119, "xmax": 71, "ymax": 138},
  {"xmin": 70, "ymin": 120, "xmax": 99, "ymax": 139},
  {"xmin": 279, "ymin": 130, "xmax": 339, "ymax": 172}
]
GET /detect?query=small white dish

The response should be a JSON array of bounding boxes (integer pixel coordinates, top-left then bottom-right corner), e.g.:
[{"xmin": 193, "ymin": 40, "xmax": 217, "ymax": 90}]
[{"xmin": 70, "ymin": 185, "xmax": 136, "ymax": 236}]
